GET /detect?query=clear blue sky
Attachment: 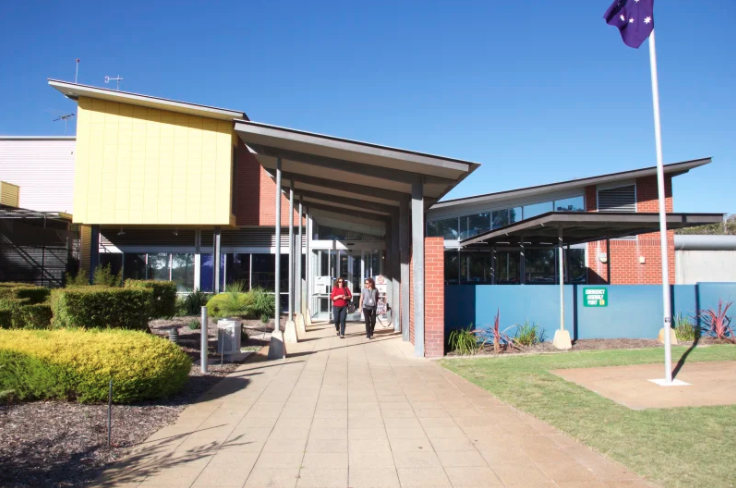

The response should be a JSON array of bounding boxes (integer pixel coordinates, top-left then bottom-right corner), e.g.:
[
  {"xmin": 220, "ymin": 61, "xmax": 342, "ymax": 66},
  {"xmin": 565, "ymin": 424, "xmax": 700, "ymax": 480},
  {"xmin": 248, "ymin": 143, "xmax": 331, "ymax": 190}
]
[{"xmin": 1, "ymin": 0, "xmax": 733, "ymax": 213}]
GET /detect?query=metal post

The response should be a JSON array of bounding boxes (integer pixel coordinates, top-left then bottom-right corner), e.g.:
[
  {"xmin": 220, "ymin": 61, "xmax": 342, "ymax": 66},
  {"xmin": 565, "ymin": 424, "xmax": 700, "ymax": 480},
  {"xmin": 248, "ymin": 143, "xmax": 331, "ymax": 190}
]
[
  {"xmin": 107, "ymin": 379, "xmax": 112, "ymax": 449},
  {"xmin": 200, "ymin": 306, "xmax": 208, "ymax": 373},
  {"xmin": 399, "ymin": 197, "xmax": 410, "ymax": 341},
  {"xmin": 213, "ymin": 227, "xmax": 221, "ymax": 294},
  {"xmin": 284, "ymin": 180, "xmax": 298, "ymax": 343},
  {"xmin": 89, "ymin": 225, "xmax": 100, "ymax": 284},
  {"xmin": 559, "ymin": 229, "xmax": 565, "ymax": 332},
  {"xmin": 520, "ymin": 237, "xmax": 526, "ymax": 285},
  {"xmin": 649, "ymin": 30, "xmax": 673, "ymax": 384},
  {"xmin": 297, "ymin": 197, "xmax": 303, "ymax": 314},
  {"xmin": 268, "ymin": 157, "xmax": 286, "ymax": 359},
  {"xmin": 606, "ymin": 238, "xmax": 611, "ymax": 284},
  {"xmin": 411, "ymin": 179, "xmax": 425, "ymax": 357},
  {"xmin": 41, "ymin": 215, "xmax": 47, "ymax": 287}
]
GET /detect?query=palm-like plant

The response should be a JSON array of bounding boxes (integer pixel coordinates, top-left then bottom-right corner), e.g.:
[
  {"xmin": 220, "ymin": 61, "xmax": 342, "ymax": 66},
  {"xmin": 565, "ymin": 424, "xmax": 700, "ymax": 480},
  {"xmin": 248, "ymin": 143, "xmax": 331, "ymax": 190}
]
[{"xmin": 699, "ymin": 300, "xmax": 733, "ymax": 341}]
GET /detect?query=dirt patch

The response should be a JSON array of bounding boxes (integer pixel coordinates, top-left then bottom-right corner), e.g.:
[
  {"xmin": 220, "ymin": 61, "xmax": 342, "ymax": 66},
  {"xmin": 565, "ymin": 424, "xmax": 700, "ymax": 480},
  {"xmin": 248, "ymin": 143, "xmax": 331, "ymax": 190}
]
[{"xmin": 0, "ymin": 315, "xmax": 280, "ymax": 488}]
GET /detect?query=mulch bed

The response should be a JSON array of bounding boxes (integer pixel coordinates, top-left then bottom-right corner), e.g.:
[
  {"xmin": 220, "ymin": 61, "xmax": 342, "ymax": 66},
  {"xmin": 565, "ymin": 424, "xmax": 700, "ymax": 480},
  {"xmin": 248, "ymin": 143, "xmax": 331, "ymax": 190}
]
[{"xmin": 0, "ymin": 315, "xmax": 282, "ymax": 488}]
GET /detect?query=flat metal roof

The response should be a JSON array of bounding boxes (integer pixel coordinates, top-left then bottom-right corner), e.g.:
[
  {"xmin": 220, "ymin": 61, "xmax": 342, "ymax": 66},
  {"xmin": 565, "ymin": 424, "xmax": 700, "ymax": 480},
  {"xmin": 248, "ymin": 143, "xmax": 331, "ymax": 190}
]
[
  {"xmin": 234, "ymin": 121, "xmax": 480, "ymax": 222},
  {"xmin": 434, "ymin": 157, "xmax": 711, "ymax": 210},
  {"xmin": 48, "ymin": 80, "xmax": 247, "ymax": 121},
  {"xmin": 460, "ymin": 211, "xmax": 725, "ymax": 248},
  {"xmin": 0, "ymin": 204, "xmax": 72, "ymax": 221}
]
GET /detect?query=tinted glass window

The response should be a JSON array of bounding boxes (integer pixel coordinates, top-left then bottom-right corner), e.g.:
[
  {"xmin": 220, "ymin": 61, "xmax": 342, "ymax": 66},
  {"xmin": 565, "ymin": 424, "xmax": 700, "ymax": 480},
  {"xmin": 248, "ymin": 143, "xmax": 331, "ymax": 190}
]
[
  {"xmin": 525, "ymin": 249, "xmax": 555, "ymax": 283},
  {"xmin": 444, "ymin": 251, "xmax": 459, "ymax": 284},
  {"xmin": 554, "ymin": 196, "xmax": 585, "ymax": 212},
  {"xmin": 459, "ymin": 213, "xmax": 490, "ymax": 240},
  {"xmin": 491, "ymin": 209, "xmax": 509, "ymax": 229},
  {"xmin": 427, "ymin": 218, "xmax": 459, "ymax": 239},
  {"xmin": 496, "ymin": 251, "xmax": 520, "ymax": 284},
  {"xmin": 566, "ymin": 248, "xmax": 587, "ymax": 283},
  {"xmin": 123, "ymin": 254, "xmax": 146, "ymax": 280},
  {"xmin": 509, "ymin": 207, "xmax": 522, "ymax": 223},
  {"xmin": 171, "ymin": 254, "xmax": 194, "ymax": 292},
  {"xmin": 523, "ymin": 201, "xmax": 553, "ymax": 220}
]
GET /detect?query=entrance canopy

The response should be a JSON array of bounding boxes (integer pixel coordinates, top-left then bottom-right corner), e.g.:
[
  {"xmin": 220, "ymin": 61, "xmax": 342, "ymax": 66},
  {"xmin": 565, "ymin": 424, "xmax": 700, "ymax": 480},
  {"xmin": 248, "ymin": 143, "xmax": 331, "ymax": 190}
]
[
  {"xmin": 459, "ymin": 211, "xmax": 725, "ymax": 248},
  {"xmin": 234, "ymin": 121, "xmax": 479, "ymax": 225}
]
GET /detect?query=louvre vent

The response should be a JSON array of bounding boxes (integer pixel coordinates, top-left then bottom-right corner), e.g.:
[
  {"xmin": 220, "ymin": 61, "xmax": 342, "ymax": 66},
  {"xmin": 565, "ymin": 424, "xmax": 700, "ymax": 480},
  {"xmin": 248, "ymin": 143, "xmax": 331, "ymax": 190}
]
[{"xmin": 598, "ymin": 185, "xmax": 636, "ymax": 212}]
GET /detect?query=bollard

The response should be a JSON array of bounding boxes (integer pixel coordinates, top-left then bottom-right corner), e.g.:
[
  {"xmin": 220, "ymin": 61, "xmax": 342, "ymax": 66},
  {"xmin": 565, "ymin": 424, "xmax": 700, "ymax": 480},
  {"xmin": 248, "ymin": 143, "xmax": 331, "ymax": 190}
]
[
  {"xmin": 107, "ymin": 379, "xmax": 112, "ymax": 449},
  {"xmin": 200, "ymin": 306, "xmax": 208, "ymax": 374}
]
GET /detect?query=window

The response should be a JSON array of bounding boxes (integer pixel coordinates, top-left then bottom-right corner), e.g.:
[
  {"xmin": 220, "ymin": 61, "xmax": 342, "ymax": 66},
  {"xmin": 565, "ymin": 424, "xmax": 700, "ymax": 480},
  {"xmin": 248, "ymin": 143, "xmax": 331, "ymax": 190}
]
[
  {"xmin": 459, "ymin": 213, "xmax": 490, "ymax": 240},
  {"xmin": 171, "ymin": 254, "xmax": 195, "ymax": 292},
  {"xmin": 566, "ymin": 248, "xmax": 587, "ymax": 283},
  {"xmin": 523, "ymin": 201, "xmax": 553, "ymax": 220},
  {"xmin": 100, "ymin": 253, "xmax": 123, "ymax": 277},
  {"xmin": 427, "ymin": 218, "xmax": 459, "ymax": 240},
  {"xmin": 123, "ymin": 254, "xmax": 146, "ymax": 280},
  {"xmin": 525, "ymin": 249, "xmax": 555, "ymax": 283},
  {"xmin": 496, "ymin": 251, "xmax": 520, "ymax": 284},
  {"xmin": 554, "ymin": 196, "xmax": 585, "ymax": 212},
  {"xmin": 444, "ymin": 251, "xmax": 459, "ymax": 284},
  {"xmin": 147, "ymin": 253, "xmax": 170, "ymax": 281},
  {"xmin": 252, "ymin": 254, "xmax": 276, "ymax": 290},
  {"xmin": 509, "ymin": 207, "xmax": 522, "ymax": 223},
  {"xmin": 225, "ymin": 254, "xmax": 250, "ymax": 289},
  {"xmin": 462, "ymin": 253, "xmax": 493, "ymax": 284},
  {"xmin": 491, "ymin": 209, "xmax": 510, "ymax": 229}
]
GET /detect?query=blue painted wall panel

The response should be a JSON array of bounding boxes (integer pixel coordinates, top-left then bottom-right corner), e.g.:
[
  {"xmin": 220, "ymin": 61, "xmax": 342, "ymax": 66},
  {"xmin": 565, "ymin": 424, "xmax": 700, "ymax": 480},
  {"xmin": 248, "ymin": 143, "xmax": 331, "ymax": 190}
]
[
  {"xmin": 445, "ymin": 285, "xmax": 476, "ymax": 332},
  {"xmin": 576, "ymin": 285, "xmax": 662, "ymax": 339}
]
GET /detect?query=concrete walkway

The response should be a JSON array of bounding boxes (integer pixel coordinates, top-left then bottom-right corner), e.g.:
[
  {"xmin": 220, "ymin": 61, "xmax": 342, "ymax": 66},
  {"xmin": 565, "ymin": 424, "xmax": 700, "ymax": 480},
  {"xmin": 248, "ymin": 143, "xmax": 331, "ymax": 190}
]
[{"xmin": 98, "ymin": 322, "xmax": 652, "ymax": 488}]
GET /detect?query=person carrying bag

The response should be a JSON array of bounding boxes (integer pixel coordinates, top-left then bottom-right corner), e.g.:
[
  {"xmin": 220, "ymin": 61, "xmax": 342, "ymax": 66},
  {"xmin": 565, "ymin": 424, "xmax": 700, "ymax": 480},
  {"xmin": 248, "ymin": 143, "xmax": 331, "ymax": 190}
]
[
  {"xmin": 331, "ymin": 278, "xmax": 352, "ymax": 338},
  {"xmin": 359, "ymin": 277, "xmax": 378, "ymax": 339}
]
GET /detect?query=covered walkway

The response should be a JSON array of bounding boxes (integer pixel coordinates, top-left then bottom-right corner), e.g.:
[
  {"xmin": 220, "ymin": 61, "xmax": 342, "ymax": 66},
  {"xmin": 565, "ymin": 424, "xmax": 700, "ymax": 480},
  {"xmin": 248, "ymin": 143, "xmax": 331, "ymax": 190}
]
[{"xmin": 97, "ymin": 323, "xmax": 649, "ymax": 488}]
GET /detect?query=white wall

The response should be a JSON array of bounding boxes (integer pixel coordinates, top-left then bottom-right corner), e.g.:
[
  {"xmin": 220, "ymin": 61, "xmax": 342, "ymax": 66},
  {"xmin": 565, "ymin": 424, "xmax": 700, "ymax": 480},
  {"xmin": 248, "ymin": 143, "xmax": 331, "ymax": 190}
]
[
  {"xmin": 676, "ymin": 250, "xmax": 736, "ymax": 284},
  {"xmin": 0, "ymin": 137, "xmax": 76, "ymax": 213}
]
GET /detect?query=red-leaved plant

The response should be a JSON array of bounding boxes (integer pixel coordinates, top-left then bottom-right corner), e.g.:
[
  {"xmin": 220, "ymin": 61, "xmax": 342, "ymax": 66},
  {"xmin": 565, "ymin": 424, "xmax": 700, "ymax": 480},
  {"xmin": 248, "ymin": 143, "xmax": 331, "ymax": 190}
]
[
  {"xmin": 482, "ymin": 309, "xmax": 514, "ymax": 354},
  {"xmin": 699, "ymin": 300, "xmax": 733, "ymax": 342}
]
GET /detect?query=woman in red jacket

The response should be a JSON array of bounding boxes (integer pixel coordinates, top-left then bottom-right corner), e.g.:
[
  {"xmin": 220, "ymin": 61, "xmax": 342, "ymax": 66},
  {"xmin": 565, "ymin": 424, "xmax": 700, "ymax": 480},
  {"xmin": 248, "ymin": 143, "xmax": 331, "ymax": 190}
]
[{"xmin": 331, "ymin": 278, "xmax": 352, "ymax": 338}]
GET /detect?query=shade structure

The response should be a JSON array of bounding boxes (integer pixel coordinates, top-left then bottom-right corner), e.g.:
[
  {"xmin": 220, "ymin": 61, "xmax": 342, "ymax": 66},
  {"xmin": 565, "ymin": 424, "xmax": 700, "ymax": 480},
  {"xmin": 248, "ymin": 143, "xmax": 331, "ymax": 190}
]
[
  {"xmin": 459, "ymin": 212, "xmax": 725, "ymax": 248},
  {"xmin": 234, "ymin": 120, "xmax": 478, "ymax": 357}
]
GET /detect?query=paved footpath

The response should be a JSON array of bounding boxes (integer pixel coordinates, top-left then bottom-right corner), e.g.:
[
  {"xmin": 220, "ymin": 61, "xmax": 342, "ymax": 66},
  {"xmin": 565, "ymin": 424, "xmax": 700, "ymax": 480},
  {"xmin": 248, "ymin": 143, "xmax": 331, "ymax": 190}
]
[{"xmin": 97, "ymin": 322, "xmax": 654, "ymax": 488}]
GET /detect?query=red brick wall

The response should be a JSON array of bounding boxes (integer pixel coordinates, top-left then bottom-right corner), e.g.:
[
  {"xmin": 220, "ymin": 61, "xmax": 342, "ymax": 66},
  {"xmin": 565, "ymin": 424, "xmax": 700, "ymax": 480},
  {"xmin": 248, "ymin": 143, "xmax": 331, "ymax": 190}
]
[
  {"xmin": 408, "ymin": 238, "xmax": 445, "ymax": 357},
  {"xmin": 233, "ymin": 141, "xmax": 301, "ymax": 227},
  {"xmin": 586, "ymin": 175, "xmax": 675, "ymax": 284},
  {"xmin": 424, "ymin": 237, "xmax": 445, "ymax": 358}
]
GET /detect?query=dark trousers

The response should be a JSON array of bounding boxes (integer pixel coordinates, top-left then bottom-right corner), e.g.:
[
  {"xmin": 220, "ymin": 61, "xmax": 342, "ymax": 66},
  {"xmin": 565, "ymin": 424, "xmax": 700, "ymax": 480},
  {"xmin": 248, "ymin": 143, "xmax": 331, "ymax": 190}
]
[
  {"xmin": 363, "ymin": 307, "xmax": 376, "ymax": 337},
  {"xmin": 333, "ymin": 306, "xmax": 348, "ymax": 336}
]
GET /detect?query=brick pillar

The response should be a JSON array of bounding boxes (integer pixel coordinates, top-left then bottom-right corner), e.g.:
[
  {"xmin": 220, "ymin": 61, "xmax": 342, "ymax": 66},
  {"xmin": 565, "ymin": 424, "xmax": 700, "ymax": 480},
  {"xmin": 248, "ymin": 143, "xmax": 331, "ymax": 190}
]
[{"xmin": 424, "ymin": 237, "xmax": 445, "ymax": 357}]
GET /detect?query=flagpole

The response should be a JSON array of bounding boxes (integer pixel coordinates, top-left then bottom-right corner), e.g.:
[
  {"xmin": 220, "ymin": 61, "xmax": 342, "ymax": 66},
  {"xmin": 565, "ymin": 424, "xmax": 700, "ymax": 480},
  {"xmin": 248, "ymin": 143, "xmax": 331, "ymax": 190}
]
[{"xmin": 648, "ymin": 29, "xmax": 673, "ymax": 384}]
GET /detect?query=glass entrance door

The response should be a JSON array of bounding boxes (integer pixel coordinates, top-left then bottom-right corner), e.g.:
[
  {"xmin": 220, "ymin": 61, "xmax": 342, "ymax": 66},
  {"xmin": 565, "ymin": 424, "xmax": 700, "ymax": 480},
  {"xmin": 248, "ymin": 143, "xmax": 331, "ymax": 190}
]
[{"xmin": 310, "ymin": 246, "xmax": 385, "ymax": 322}]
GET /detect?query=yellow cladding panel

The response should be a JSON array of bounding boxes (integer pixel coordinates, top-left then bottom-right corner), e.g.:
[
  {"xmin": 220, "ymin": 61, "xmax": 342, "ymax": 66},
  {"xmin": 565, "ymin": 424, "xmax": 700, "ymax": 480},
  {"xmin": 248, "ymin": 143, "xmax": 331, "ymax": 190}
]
[
  {"xmin": 0, "ymin": 181, "xmax": 20, "ymax": 207},
  {"xmin": 73, "ymin": 96, "xmax": 233, "ymax": 225}
]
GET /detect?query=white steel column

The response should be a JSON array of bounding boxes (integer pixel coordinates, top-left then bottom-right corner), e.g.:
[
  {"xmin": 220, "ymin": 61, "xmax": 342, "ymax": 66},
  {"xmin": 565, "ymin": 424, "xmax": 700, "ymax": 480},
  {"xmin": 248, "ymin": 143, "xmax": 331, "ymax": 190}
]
[
  {"xmin": 284, "ymin": 180, "xmax": 298, "ymax": 343},
  {"xmin": 268, "ymin": 157, "xmax": 286, "ymax": 359},
  {"xmin": 411, "ymin": 180, "xmax": 425, "ymax": 357},
  {"xmin": 194, "ymin": 229, "xmax": 201, "ymax": 291},
  {"xmin": 213, "ymin": 227, "xmax": 221, "ymax": 294},
  {"xmin": 295, "ymin": 196, "xmax": 306, "ymax": 336},
  {"xmin": 553, "ymin": 227, "xmax": 572, "ymax": 350}
]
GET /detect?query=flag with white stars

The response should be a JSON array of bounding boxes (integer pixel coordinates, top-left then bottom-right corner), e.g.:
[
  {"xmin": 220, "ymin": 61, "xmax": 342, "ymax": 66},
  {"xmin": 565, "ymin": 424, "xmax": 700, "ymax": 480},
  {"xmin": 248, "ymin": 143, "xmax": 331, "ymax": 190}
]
[{"xmin": 604, "ymin": 0, "xmax": 654, "ymax": 48}]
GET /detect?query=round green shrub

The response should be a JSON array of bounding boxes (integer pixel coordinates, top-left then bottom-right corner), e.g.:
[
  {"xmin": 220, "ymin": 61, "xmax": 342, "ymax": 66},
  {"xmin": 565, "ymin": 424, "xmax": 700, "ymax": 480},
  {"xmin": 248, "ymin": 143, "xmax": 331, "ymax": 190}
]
[{"xmin": 0, "ymin": 329, "xmax": 192, "ymax": 403}]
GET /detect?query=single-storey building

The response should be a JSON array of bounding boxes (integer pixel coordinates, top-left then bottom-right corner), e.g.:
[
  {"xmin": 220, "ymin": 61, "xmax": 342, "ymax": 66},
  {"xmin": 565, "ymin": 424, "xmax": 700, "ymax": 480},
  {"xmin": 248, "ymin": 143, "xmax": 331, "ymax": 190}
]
[{"xmin": 0, "ymin": 80, "xmax": 725, "ymax": 356}]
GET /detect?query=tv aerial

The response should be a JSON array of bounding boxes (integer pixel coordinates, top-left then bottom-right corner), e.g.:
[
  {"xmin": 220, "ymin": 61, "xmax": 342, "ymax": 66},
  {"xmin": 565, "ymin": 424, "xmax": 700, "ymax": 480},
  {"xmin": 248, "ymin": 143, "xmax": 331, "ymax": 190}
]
[
  {"xmin": 47, "ymin": 109, "xmax": 75, "ymax": 135},
  {"xmin": 104, "ymin": 75, "xmax": 124, "ymax": 90}
]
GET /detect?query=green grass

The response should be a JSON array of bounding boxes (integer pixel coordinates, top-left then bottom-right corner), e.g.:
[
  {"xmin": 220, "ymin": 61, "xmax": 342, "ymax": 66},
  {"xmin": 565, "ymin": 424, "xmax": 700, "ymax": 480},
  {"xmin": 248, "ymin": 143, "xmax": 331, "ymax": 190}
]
[{"xmin": 440, "ymin": 346, "xmax": 736, "ymax": 488}]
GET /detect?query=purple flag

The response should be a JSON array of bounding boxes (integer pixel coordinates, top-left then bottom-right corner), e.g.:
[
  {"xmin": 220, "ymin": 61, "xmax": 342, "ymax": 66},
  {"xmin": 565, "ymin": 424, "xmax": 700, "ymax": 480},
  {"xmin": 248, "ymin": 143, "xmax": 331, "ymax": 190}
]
[{"xmin": 604, "ymin": 0, "xmax": 654, "ymax": 49}]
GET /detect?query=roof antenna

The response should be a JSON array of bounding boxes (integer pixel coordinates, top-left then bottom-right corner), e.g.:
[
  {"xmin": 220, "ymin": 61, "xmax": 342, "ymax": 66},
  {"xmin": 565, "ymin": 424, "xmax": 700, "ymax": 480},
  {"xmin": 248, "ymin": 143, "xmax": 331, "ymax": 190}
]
[
  {"xmin": 52, "ymin": 113, "xmax": 75, "ymax": 135},
  {"xmin": 104, "ymin": 75, "xmax": 124, "ymax": 91},
  {"xmin": 75, "ymin": 59, "xmax": 80, "ymax": 83}
]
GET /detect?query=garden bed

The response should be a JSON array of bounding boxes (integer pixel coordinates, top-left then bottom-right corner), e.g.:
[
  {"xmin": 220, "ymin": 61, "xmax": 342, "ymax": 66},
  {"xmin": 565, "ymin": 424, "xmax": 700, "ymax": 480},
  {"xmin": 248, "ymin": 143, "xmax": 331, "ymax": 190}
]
[
  {"xmin": 0, "ymin": 316, "xmax": 284, "ymax": 488},
  {"xmin": 446, "ymin": 336, "xmax": 734, "ymax": 357}
]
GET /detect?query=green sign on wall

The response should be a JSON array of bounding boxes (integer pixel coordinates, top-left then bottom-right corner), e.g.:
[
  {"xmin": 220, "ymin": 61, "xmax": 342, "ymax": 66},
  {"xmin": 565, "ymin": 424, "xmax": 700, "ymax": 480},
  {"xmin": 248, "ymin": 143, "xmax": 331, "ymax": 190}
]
[{"xmin": 583, "ymin": 287, "xmax": 608, "ymax": 307}]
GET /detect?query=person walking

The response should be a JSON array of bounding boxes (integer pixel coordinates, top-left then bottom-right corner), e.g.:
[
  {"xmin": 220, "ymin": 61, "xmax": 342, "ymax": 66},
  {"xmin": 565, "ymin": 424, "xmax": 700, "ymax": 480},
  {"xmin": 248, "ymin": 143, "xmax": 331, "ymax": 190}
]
[
  {"xmin": 331, "ymin": 278, "xmax": 352, "ymax": 338},
  {"xmin": 360, "ymin": 277, "xmax": 378, "ymax": 339}
]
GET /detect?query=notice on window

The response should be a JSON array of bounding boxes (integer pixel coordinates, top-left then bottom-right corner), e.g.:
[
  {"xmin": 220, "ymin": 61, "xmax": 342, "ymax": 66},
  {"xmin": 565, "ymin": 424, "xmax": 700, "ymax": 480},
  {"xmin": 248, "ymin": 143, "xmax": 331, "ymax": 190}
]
[{"xmin": 583, "ymin": 287, "xmax": 608, "ymax": 307}]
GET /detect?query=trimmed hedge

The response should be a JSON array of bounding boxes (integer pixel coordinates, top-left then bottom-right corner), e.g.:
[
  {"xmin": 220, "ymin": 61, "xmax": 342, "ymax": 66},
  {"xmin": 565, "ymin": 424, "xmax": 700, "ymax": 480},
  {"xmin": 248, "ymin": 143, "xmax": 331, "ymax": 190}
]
[
  {"xmin": 125, "ymin": 280, "xmax": 177, "ymax": 318},
  {"xmin": 0, "ymin": 284, "xmax": 52, "ymax": 330},
  {"xmin": 0, "ymin": 329, "xmax": 192, "ymax": 403},
  {"xmin": 51, "ymin": 287, "xmax": 152, "ymax": 330},
  {"xmin": 0, "ymin": 283, "xmax": 50, "ymax": 304}
]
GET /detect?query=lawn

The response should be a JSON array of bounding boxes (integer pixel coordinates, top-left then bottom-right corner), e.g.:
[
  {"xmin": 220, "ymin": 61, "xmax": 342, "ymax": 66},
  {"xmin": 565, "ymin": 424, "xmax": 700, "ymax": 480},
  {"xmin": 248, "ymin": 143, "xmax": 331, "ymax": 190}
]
[{"xmin": 440, "ymin": 345, "xmax": 736, "ymax": 488}]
